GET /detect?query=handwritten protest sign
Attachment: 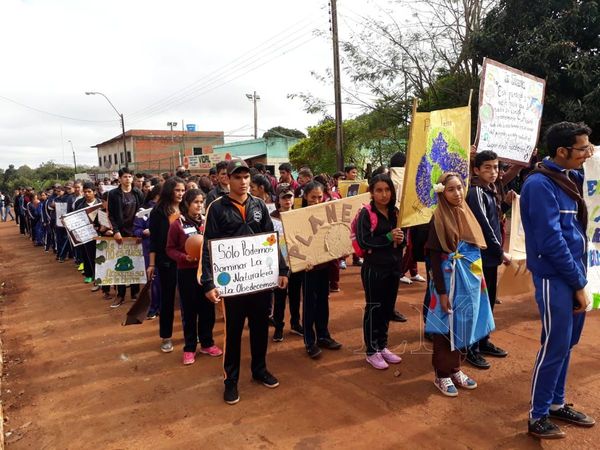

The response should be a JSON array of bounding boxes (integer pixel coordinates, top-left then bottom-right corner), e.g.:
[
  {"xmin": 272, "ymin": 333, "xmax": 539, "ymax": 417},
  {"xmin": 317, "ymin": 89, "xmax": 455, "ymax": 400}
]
[
  {"xmin": 280, "ymin": 193, "xmax": 370, "ymax": 273},
  {"xmin": 477, "ymin": 58, "xmax": 545, "ymax": 165},
  {"xmin": 209, "ymin": 232, "xmax": 279, "ymax": 297},
  {"xmin": 583, "ymin": 152, "xmax": 600, "ymax": 310},
  {"xmin": 400, "ymin": 103, "xmax": 471, "ymax": 227},
  {"xmin": 61, "ymin": 204, "xmax": 102, "ymax": 246},
  {"xmin": 55, "ymin": 202, "xmax": 68, "ymax": 227},
  {"xmin": 99, "ymin": 185, "xmax": 117, "ymax": 194},
  {"xmin": 94, "ymin": 238, "xmax": 147, "ymax": 286},
  {"xmin": 338, "ymin": 180, "xmax": 369, "ymax": 197}
]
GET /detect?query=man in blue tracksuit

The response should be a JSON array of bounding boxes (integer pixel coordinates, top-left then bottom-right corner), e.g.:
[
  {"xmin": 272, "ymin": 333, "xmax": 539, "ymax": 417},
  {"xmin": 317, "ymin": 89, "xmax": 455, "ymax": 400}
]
[{"xmin": 521, "ymin": 122, "xmax": 596, "ymax": 439}]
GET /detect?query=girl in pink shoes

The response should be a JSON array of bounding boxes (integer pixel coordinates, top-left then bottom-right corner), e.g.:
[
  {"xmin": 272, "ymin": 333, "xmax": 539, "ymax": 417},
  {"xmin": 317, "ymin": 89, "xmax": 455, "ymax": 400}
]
[
  {"xmin": 166, "ymin": 189, "xmax": 222, "ymax": 365},
  {"xmin": 424, "ymin": 173, "xmax": 494, "ymax": 396},
  {"xmin": 356, "ymin": 174, "xmax": 405, "ymax": 369}
]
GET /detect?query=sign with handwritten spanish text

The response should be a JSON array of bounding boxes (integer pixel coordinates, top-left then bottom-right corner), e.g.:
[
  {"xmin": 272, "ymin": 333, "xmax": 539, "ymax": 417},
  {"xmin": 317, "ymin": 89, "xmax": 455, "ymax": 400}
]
[
  {"xmin": 94, "ymin": 238, "xmax": 147, "ymax": 286},
  {"xmin": 477, "ymin": 58, "xmax": 545, "ymax": 165},
  {"xmin": 209, "ymin": 232, "xmax": 279, "ymax": 297}
]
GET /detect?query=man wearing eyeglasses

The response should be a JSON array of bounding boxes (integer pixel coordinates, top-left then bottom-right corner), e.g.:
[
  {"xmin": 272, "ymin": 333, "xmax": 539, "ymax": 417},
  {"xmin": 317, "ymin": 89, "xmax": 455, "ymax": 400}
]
[{"xmin": 521, "ymin": 122, "xmax": 596, "ymax": 439}]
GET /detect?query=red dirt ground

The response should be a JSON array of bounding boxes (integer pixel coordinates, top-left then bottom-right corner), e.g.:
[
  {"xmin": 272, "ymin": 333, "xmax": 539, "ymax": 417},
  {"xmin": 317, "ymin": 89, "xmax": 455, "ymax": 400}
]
[{"xmin": 0, "ymin": 221, "xmax": 599, "ymax": 449}]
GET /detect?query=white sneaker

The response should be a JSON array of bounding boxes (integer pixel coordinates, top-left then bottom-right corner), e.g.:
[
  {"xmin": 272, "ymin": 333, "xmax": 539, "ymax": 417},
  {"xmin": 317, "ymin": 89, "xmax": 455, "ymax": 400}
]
[
  {"xmin": 340, "ymin": 260, "xmax": 347, "ymax": 270},
  {"xmin": 450, "ymin": 370, "xmax": 478, "ymax": 389},
  {"xmin": 434, "ymin": 377, "xmax": 458, "ymax": 397},
  {"xmin": 410, "ymin": 274, "xmax": 426, "ymax": 282},
  {"xmin": 400, "ymin": 276, "xmax": 413, "ymax": 284},
  {"xmin": 160, "ymin": 338, "xmax": 174, "ymax": 353}
]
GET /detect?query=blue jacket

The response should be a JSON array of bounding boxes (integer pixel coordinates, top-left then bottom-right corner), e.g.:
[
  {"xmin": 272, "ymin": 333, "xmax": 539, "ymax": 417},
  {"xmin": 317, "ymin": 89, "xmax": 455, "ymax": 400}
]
[{"xmin": 520, "ymin": 158, "xmax": 587, "ymax": 290}]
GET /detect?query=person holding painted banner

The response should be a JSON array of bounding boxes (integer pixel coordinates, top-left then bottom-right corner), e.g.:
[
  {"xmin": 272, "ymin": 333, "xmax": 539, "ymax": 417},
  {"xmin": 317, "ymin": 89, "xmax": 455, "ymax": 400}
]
[
  {"xmin": 74, "ymin": 182, "xmax": 102, "ymax": 284},
  {"xmin": 166, "ymin": 189, "xmax": 222, "ymax": 366},
  {"xmin": 521, "ymin": 122, "xmax": 596, "ymax": 439},
  {"xmin": 271, "ymin": 183, "xmax": 303, "ymax": 342},
  {"xmin": 300, "ymin": 181, "xmax": 343, "ymax": 359},
  {"xmin": 148, "ymin": 177, "xmax": 185, "ymax": 352},
  {"xmin": 424, "ymin": 172, "xmax": 493, "ymax": 397},
  {"xmin": 465, "ymin": 150, "xmax": 512, "ymax": 369},
  {"xmin": 107, "ymin": 168, "xmax": 145, "ymax": 308},
  {"xmin": 201, "ymin": 159, "xmax": 288, "ymax": 405},
  {"xmin": 356, "ymin": 174, "xmax": 405, "ymax": 370}
]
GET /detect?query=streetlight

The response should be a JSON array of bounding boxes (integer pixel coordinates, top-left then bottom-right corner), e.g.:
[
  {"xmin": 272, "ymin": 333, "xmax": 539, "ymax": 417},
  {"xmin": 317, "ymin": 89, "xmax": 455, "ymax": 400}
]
[
  {"xmin": 85, "ymin": 91, "xmax": 128, "ymax": 168},
  {"xmin": 246, "ymin": 91, "xmax": 260, "ymax": 139},
  {"xmin": 167, "ymin": 121, "xmax": 178, "ymax": 142},
  {"xmin": 68, "ymin": 140, "xmax": 77, "ymax": 173}
]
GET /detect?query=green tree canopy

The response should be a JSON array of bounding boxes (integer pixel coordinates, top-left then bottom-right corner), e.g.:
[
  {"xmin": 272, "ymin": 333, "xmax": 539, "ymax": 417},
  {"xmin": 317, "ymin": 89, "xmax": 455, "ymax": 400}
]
[{"xmin": 262, "ymin": 126, "xmax": 306, "ymax": 140}]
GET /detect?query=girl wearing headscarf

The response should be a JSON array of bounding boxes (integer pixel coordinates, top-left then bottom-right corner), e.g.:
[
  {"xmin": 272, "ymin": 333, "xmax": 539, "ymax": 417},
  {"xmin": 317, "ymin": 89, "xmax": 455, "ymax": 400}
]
[{"xmin": 424, "ymin": 172, "xmax": 494, "ymax": 397}]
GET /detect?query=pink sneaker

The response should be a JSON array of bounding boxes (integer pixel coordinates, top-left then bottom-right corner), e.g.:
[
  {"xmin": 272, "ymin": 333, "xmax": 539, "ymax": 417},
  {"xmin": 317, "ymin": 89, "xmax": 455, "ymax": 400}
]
[
  {"xmin": 366, "ymin": 352, "xmax": 389, "ymax": 370},
  {"xmin": 183, "ymin": 351, "xmax": 195, "ymax": 365},
  {"xmin": 380, "ymin": 348, "xmax": 402, "ymax": 364},
  {"xmin": 199, "ymin": 345, "xmax": 223, "ymax": 357}
]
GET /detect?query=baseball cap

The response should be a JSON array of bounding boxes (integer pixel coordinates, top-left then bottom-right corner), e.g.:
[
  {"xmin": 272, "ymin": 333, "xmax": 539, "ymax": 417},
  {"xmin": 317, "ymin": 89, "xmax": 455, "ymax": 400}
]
[
  {"xmin": 276, "ymin": 183, "xmax": 293, "ymax": 198},
  {"xmin": 226, "ymin": 159, "xmax": 250, "ymax": 176}
]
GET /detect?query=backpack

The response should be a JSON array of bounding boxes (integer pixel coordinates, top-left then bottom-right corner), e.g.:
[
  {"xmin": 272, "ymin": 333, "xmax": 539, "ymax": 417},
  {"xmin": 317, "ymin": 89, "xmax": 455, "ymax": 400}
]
[{"xmin": 350, "ymin": 203, "xmax": 378, "ymax": 258}]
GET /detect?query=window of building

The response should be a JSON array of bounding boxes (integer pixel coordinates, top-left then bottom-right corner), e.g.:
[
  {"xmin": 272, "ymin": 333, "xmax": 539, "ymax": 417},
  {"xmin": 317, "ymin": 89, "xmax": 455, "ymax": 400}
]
[
  {"xmin": 114, "ymin": 154, "xmax": 118, "ymax": 166},
  {"xmin": 120, "ymin": 153, "xmax": 124, "ymax": 164},
  {"xmin": 193, "ymin": 147, "xmax": 203, "ymax": 155},
  {"xmin": 127, "ymin": 151, "xmax": 132, "ymax": 162},
  {"xmin": 108, "ymin": 154, "xmax": 112, "ymax": 164},
  {"xmin": 98, "ymin": 157, "xmax": 102, "ymax": 167}
]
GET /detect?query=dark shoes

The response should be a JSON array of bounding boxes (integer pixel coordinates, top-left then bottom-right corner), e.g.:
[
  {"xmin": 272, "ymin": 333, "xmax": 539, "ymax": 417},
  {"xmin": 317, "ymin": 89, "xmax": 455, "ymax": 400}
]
[
  {"xmin": 224, "ymin": 383, "xmax": 240, "ymax": 405},
  {"xmin": 290, "ymin": 324, "xmax": 304, "ymax": 337},
  {"xmin": 390, "ymin": 311, "xmax": 407, "ymax": 323},
  {"xmin": 252, "ymin": 370, "xmax": 279, "ymax": 388},
  {"xmin": 306, "ymin": 344, "xmax": 322, "ymax": 359},
  {"xmin": 466, "ymin": 350, "xmax": 491, "ymax": 370},
  {"xmin": 479, "ymin": 342, "xmax": 508, "ymax": 358},
  {"xmin": 549, "ymin": 404, "xmax": 596, "ymax": 427},
  {"xmin": 528, "ymin": 416, "xmax": 565, "ymax": 439},
  {"xmin": 317, "ymin": 337, "xmax": 342, "ymax": 350},
  {"xmin": 272, "ymin": 328, "xmax": 284, "ymax": 342}
]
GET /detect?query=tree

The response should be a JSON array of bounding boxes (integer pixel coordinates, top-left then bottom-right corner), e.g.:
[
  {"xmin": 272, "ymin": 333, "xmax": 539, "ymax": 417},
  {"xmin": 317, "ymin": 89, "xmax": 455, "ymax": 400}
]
[
  {"xmin": 262, "ymin": 126, "xmax": 306, "ymax": 139},
  {"xmin": 472, "ymin": 0, "xmax": 600, "ymax": 138}
]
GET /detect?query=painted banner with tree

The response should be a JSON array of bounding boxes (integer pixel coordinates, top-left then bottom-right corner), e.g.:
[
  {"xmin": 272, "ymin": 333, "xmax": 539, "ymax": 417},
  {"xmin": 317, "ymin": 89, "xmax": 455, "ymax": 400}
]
[
  {"xmin": 399, "ymin": 104, "xmax": 471, "ymax": 227},
  {"xmin": 583, "ymin": 151, "xmax": 600, "ymax": 310}
]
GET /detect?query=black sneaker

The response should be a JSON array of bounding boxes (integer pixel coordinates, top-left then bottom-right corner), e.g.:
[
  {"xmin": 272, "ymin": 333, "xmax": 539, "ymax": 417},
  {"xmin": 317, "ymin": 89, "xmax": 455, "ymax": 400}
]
[
  {"xmin": 110, "ymin": 296, "xmax": 125, "ymax": 309},
  {"xmin": 268, "ymin": 317, "xmax": 276, "ymax": 328},
  {"xmin": 253, "ymin": 370, "xmax": 279, "ymax": 388},
  {"xmin": 272, "ymin": 328, "xmax": 284, "ymax": 342},
  {"xmin": 290, "ymin": 324, "xmax": 304, "ymax": 337},
  {"xmin": 549, "ymin": 404, "xmax": 596, "ymax": 427},
  {"xmin": 479, "ymin": 342, "xmax": 508, "ymax": 358},
  {"xmin": 306, "ymin": 344, "xmax": 322, "ymax": 359},
  {"xmin": 466, "ymin": 350, "xmax": 491, "ymax": 370},
  {"xmin": 317, "ymin": 337, "xmax": 342, "ymax": 350},
  {"xmin": 224, "ymin": 383, "xmax": 240, "ymax": 405},
  {"xmin": 390, "ymin": 311, "xmax": 407, "ymax": 323},
  {"xmin": 528, "ymin": 416, "xmax": 566, "ymax": 439}
]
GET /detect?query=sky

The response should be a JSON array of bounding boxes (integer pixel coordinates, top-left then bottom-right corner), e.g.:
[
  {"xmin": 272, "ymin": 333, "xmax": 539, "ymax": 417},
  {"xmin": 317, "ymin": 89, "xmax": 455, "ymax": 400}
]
[{"xmin": 0, "ymin": 0, "xmax": 396, "ymax": 170}]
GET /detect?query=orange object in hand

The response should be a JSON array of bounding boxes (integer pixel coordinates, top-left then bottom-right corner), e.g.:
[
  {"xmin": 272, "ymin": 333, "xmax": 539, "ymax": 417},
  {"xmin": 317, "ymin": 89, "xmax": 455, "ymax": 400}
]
[{"xmin": 185, "ymin": 235, "xmax": 204, "ymax": 260}]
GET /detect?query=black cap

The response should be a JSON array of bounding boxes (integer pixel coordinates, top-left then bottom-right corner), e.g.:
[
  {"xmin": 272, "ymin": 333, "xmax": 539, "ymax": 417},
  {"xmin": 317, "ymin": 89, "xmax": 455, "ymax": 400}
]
[{"xmin": 226, "ymin": 159, "xmax": 250, "ymax": 176}]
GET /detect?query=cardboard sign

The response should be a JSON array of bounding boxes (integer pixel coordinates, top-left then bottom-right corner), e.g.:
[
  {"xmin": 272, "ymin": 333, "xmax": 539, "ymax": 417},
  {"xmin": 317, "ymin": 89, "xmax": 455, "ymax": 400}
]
[
  {"xmin": 338, "ymin": 180, "xmax": 368, "ymax": 197},
  {"xmin": 97, "ymin": 210, "xmax": 112, "ymax": 229},
  {"xmin": 94, "ymin": 238, "xmax": 147, "ymax": 286},
  {"xmin": 55, "ymin": 202, "xmax": 68, "ymax": 227},
  {"xmin": 61, "ymin": 204, "xmax": 102, "ymax": 246},
  {"xmin": 497, "ymin": 259, "xmax": 534, "ymax": 298},
  {"xmin": 583, "ymin": 152, "xmax": 600, "ymax": 310},
  {"xmin": 280, "ymin": 193, "xmax": 371, "ymax": 273},
  {"xmin": 477, "ymin": 58, "xmax": 545, "ymax": 165},
  {"xmin": 209, "ymin": 232, "xmax": 279, "ymax": 297},
  {"xmin": 99, "ymin": 185, "xmax": 117, "ymax": 194},
  {"xmin": 508, "ymin": 195, "xmax": 527, "ymax": 259},
  {"xmin": 400, "ymin": 103, "xmax": 471, "ymax": 227},
  {"xmin": 389, "ymin": 167, "xmax": 405, "ymax": 209}
]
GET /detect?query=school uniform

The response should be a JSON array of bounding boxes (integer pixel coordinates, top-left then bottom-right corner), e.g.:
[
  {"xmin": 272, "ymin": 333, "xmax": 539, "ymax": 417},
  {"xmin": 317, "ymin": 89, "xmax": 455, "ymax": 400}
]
[
  {"xmin": 74, "ymin": 197, "xmax": 101, "ymax": 279},
  {"xmin": 133, "ymin": 202, "xmax": 161, "ymax": 317},
  {"xmin": 166, "ymin": 216, "xmax": 215, "ymax": 352},
  {"xmin": 356, "ymin": 202, "xmax": 404, "ymax": 355},
  {"xmin": 521, "ymin": 159, "xmax": 587, "ymax": 420},
  {"xmin": 201, "ymin": 194, "xmax": 288, "ymax": 387}
]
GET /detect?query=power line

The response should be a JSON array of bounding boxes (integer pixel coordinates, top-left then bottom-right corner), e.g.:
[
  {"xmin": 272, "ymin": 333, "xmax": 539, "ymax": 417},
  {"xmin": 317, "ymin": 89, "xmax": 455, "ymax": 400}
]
[{"xmin": 0, "ymin": 94, "xmax": 118, "ymax": 124}]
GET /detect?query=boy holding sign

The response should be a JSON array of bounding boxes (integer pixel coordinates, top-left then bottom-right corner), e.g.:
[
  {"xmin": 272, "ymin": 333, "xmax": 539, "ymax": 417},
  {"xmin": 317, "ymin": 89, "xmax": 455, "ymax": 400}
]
[{"xmin": 201, "ymin": 159, "xmax": 289, "ymax": 405}]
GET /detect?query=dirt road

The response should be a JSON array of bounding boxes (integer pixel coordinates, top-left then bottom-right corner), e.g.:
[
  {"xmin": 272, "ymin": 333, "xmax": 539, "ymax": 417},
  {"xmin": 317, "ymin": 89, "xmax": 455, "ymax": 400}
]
[{"xmin": 0, "ymin": 221, "xmax": 599, "ymax": 449}]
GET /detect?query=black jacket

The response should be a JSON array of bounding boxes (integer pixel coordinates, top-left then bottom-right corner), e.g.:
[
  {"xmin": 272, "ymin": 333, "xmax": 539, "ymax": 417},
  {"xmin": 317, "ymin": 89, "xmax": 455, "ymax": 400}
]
[
  {"xmin": 107, "ymin": 186, "xmax": 144, "ymax": 235},
  {"xmin": 201, "ymin": 194, "xmax": 289, "ymax": 293},
  {"xmin": 206, "ymin": 184, "xmax": 229, "ymax": 206},
  {"xmin": 356, "ymin": 202, "xmax": 404, "ymax": 270},
  {"xmin": 149, "ymin": 207, "xmax": 176, "ymax": 268}
]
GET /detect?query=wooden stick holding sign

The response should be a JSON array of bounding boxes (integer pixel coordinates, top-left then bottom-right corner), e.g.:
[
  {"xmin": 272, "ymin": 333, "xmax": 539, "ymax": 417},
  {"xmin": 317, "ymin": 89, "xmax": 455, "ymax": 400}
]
[{"xmin": 280, "ymin": 193, "xmax": 371, "ymax": 273}]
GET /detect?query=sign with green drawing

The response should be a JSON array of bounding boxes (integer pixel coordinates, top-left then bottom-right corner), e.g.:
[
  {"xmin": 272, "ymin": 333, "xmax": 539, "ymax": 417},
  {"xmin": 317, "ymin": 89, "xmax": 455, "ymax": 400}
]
[{"xmin": 94, "ymin": 238, "xmax": 147, "ymax": 286}]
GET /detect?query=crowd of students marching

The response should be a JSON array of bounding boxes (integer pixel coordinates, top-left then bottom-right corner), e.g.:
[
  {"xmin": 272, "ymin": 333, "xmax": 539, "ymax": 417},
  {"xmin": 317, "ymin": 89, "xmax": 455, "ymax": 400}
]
[{"xmin": 5, "ymin": 121, "xmax": 596, "ymax": 439}]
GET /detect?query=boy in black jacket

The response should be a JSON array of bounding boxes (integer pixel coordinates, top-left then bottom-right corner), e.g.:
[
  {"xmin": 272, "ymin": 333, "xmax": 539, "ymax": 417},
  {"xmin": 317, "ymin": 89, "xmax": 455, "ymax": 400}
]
[
  {"xmin": 466, "ymin": 150, "xmax": 513, "ymax": 369},
  {"xmin": 202, "ymin": 159, "xmax": 289, "ymax": 405}
]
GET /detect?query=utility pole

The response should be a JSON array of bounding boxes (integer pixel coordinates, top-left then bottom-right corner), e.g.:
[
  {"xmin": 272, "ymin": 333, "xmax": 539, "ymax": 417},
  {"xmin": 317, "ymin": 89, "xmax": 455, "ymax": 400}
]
[
  {"xmin": 120, "ymin": 113, "xmax": 127, "ymax": 168},
  {"xmin": 331, "ymin": 0, "xmax": 344, "ymax": 172},
  {"xmin": 68, "ymin": 140, "xmax": 77, "ymax": 174},
  {"xmin": 246, "ymin": 91, "xmax": 260, "ymax": 139},
  {"xmin": 180, "ymin": 120, "xmax": 185, "ymax": 165}
]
